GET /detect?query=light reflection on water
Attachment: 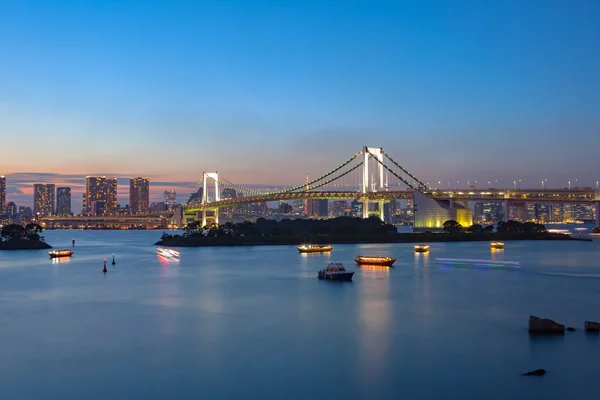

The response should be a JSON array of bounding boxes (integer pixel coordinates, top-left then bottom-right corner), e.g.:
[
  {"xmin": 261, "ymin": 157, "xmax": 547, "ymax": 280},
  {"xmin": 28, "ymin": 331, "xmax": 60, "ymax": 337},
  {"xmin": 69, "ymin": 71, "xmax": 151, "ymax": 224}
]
[{"xmin": 1, "ymin": 230, "xmax": 600, "ymax": 399}]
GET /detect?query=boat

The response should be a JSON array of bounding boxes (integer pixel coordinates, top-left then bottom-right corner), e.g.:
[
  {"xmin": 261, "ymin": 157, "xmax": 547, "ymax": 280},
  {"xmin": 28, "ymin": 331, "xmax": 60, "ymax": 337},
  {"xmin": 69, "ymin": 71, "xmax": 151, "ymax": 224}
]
[
  {"xmin": 49, "ymin": 249, "xmax": 73, "ymax": 258},
  {"xmin": 297, "ymin": 244, "xmax": 333, "ymax": 253},
  {"xmin": 318, "ymin": 263, "xmax": 354, "ymax": 281},
  {"xmin": 414, "ymin": 245, "xmax": 430, "ymax": 253},
  {"xmin": 355, "ymin": 255, "xmax": 396, "ymax": 267},
  {"xmin": 490, "ymin": 242, "xmax": 504, "ymax": 249},
  {"xmin": 156, "ymin": 247, "xmax": 180, "ymax": 258}
]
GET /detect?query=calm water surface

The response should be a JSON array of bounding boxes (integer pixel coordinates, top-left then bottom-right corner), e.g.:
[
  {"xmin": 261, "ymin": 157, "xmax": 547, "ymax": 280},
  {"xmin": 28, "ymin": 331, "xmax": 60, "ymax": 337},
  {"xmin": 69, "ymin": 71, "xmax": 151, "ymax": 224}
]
[{"xmin": 1, "ymin": 230, "xmax": 600, "ymax": 399}]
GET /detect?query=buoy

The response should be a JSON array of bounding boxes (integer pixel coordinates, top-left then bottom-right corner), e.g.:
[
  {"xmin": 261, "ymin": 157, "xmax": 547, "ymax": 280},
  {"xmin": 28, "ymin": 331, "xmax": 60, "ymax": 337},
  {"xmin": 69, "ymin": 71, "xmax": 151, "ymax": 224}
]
[
  {"xmin": 72, "ymin": 239, "xmax": 75, "ymax": 247},
  {"xmin": 103, "ymin": 258, "xmax": 107, "ymax": 273},
  {"xmin": 112, "ymin": 253, "xmax": 116, "ymax": 265}
]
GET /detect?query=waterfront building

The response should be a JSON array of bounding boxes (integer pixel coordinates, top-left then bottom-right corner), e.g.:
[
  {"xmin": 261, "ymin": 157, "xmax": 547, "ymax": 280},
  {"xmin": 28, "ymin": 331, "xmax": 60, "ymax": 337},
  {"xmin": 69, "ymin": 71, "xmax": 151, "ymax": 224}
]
[
  {"xmin": 85, "ymin": 177, "xmax": 118, "ymax": 216},
  {"xmin": 0, "ymin": 175, "xmax": 5, "ymax": 215},
  {"xmin": 413, "ymin": 191, "xmax": 472, "ymax": 231},
  {"xmin": 56, "ymin": 187, "xmax": 72, "ymax": 216},
  {"xmin": 164, "ymin": 190, "xmax": 177, "ymax": 210},
  {"xmin": 187, "ymin": 188, "xmax": 203, "ymax": 204},
  {"xmin": 129, "ymin": 177, "xmax": 150, "ymax": 214},
  {"xmin": 482, "ymin": 201, "xmax": 504, "ymax": 223},
  {"xmin": 350, "ymin": 199, "xmax": 363, "ymax": 218},
  {"xmin": 574, "ymin": 204, "xmax": 594, "ymax": 221},
  {"xmin": 18, "ymin": 206, "xmax": 32, "ymax": 216},
  {"xmin": 473, "ymin": 202, "xmax": 484, "ymax": 222},
  {"xmin": 149, "ymin": 202, "xmax": 167, "ymax": 213},
  {"xmin": 33, "ymin": 183, "xmax": 55, "ymax": 217},
  {"xmin": 535, "ymin": 203, "xmax": 550, "ymax": 223}
]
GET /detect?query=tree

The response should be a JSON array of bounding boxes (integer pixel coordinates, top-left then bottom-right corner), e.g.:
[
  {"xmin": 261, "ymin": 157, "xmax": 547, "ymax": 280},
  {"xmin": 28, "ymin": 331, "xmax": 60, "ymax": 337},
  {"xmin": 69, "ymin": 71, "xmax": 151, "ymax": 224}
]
[
  {"xmin": 443, "ymin": 220, "xmax": 462, "ymax": 233},
  {"xmin": 483, "ymin": 225, "xmax": 495, "ymax": 233},
  {"xmin": 1, "ymin": 224, "xmax": 27, "ymax": 242},
  {"xmin": 466, "ymin": 224, "xmax": 483, "ymax": 233}
]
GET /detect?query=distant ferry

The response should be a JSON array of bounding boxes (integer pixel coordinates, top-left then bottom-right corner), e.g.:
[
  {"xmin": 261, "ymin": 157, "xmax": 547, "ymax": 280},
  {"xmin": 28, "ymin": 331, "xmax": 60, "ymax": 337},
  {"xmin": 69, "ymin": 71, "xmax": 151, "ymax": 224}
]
[
  {"xmin": 49, "ymin": 249, "xmax": 73, "ymax": 258},
  {"xmin": 414, "ymin": 245, "xmax": 430, "ymax": 253},
  {"xmin": 490, "ymin": 242, "xmax": 504, "ymax": 249},
  {"xmin": 297, "ymin": 244, "xmax": 332, "ymax": 253},
  {"xmin": 156, "ymin": 247, "xmax": 180, "ymax": 258},
  {"xmin": 355, "ymin": 255, "xmax": 396, "ymax": 267}
]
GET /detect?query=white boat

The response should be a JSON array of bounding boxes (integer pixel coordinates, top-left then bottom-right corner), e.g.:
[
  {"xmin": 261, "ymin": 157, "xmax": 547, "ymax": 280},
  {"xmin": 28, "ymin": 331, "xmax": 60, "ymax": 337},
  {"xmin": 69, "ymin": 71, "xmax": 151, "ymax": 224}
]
[
  {"xmin": 318, "ymin": 262, "xmax": 354, "ymax": 281},
  {"xmin": 156, "ymin": 247, "xmax": 180, "ymax": 258}
]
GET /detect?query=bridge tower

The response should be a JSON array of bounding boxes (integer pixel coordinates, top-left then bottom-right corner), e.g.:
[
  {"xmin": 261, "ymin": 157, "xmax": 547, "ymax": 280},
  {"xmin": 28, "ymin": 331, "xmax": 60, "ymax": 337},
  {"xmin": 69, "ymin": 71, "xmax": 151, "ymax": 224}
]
[
  {"xmin": 362, "ymin": 146, "xmax": 386, "ymax": 220},
  {"xmin": 201, "ymin": 172, "xmax": 220, "ymax": 227}
]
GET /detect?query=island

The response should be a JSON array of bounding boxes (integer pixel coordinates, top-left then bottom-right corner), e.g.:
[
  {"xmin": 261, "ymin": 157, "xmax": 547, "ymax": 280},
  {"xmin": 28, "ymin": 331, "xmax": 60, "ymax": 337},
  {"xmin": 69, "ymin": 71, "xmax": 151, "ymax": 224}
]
[
  {"xmin": 155, "ymin": 217, "xmax": 578, "ymax": 247},
  {"xmin": 0, "ymin": 223, "xmax": 52, "ymax": 250}
]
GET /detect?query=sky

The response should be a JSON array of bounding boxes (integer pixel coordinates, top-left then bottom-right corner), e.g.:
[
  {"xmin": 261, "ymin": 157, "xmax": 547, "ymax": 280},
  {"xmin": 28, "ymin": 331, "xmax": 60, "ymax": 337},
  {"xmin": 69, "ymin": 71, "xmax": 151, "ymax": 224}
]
[{"xmin": 1, "ymin": 0, "xmax": 599, "ymax": 211}]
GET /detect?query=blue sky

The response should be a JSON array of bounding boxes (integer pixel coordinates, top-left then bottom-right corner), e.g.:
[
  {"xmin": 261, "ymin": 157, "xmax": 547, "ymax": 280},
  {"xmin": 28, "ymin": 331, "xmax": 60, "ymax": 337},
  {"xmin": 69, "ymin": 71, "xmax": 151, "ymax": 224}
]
[{"xmin": 1, "ymin": 0, "xmax": 599, "ymax": 210}]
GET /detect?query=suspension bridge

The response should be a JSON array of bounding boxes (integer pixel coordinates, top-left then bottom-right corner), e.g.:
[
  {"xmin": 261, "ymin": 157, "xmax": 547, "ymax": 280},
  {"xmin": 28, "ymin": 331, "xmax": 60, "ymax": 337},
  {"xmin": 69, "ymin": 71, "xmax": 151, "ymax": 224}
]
[{"xmin": 184, "ymin": 145, "xmax": 600, "ymax": 227}]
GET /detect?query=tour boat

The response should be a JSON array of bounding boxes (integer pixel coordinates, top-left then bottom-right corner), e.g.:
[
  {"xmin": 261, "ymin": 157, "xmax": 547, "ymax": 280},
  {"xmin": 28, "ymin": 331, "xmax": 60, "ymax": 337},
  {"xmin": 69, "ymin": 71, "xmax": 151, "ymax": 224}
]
[
  {"xmin": 355, "ymin": 255, "xmax": 396, "ymax": 267},
  {"xmin": 318, "ymin": 263, "xmax": 354, "ymax": 281},
  {"xmin": 156, "ymin": 247, "xmax": 180, "ymax": 258},
  {"xmin": 414, "ymin": 245, "xmax": 430, "ymax": 253},
  {"xmin": 49, "ymin": 249, "xmax": 73, "ymax": 258},
  {"xmin": 490, "ymin": 242, "xmax": 504, "ymax": 249},
  {"xmin": 297, "ymin": 244, "xmax": 333, "ymax": 253}
]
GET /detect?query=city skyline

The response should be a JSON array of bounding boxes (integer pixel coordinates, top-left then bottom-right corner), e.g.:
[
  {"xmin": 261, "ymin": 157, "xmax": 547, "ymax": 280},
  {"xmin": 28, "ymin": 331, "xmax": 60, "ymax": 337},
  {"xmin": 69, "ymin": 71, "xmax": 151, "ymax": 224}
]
[{"xmin": 1, "ymin": 1, "xmax": 599, "ymax": 192}]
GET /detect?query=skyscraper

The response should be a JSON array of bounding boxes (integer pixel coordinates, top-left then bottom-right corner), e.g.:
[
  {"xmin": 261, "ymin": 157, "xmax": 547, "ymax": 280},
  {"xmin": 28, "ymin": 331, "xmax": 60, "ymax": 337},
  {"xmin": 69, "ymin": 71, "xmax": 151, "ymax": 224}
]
[
  {"xmin": 129, "ymin": 177, "xmax": 149, "ymax": 214},
  {"xmin": 85, "ymin": 177, "xmax": 118, "ymax": 216},
  {"xmin": 0, "ymin": 175, "xmax": 5, "ymax": 215},
  {"xmin": 33, "ymin": 183, "xmax": 55, "ymax": 217},
  {"xmin": 56, "ymin": 187, "xmax": 72, "ymax": 216},
  {"xmin": 164, "ymin": 190, "xmax": 177, "ymax": 210}
]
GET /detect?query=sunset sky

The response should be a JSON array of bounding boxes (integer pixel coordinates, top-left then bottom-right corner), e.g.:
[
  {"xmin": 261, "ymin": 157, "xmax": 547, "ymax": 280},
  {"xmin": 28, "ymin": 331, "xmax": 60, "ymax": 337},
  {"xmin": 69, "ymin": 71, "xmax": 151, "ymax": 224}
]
[{"xmin": 1, "ymin": 0, "xmax": 599, "ymax": 211}]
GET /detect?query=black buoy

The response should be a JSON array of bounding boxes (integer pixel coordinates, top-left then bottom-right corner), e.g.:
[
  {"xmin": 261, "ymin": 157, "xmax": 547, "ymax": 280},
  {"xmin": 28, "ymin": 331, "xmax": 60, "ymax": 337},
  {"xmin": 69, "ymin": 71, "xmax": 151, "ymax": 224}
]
[
  {"xmin": 72, "ymin": 238, "xmax": 75, "ymax": 247},
  {"xmin": 103, "ymin": 259, "xmax": 107, "ymax": 273},
  {"xmin": 112, "ymin": 253, "xmax": 116, "ymax": 265}
]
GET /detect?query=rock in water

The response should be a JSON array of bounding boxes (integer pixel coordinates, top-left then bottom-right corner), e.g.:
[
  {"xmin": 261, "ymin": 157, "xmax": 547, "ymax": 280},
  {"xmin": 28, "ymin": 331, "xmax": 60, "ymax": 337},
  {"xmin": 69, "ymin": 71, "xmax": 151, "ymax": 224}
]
[
  {"xmin": 566, "ymin": 327, "xmax": 577, "ymax": 332},
  {"xmin": 528, "ymin": 315, "xmax": 565, "ymax": 334},
  {"xmin": 522, "ymin": 369, "xmax": 546, "ymax": 376},
  {"xmin": 585, "ymin": 321, "xmax": 600, "ymax": 332}
]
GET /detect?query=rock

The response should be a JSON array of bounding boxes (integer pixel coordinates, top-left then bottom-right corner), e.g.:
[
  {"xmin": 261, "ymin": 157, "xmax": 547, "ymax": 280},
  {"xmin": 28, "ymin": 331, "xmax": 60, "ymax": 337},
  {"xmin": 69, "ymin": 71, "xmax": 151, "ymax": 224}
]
[
  {"xmin": 585, "ymin": 321, "xmax": 600, "ymax": 332},
  {"xmin": 522, "ymin": 369, "xmax": 546, "ymax": 376},
  {"xmin": 566, "ymin": 327, "xmax": 577, "ymax": 332},
  {"xmin": 528, "ymin": 315, "xmax": 565, "ymax": 334}
]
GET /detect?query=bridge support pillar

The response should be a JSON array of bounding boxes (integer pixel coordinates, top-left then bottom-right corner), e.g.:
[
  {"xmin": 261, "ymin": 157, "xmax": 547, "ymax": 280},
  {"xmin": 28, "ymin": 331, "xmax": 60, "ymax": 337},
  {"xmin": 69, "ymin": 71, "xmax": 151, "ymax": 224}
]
[
  {"xmin": 362, "ymin": 200, "xmax": 369, "ymax": 219},
  {"xmin": 378, "ymin": 200, "xmax": 385, "ymax": 221},
  {"xmin": 595, "ymin": 201, "xmax": 600, "ymax": 227},
  {"xmin": 503, "ymin": 200, "xmax": 510, "ymax": 222}
]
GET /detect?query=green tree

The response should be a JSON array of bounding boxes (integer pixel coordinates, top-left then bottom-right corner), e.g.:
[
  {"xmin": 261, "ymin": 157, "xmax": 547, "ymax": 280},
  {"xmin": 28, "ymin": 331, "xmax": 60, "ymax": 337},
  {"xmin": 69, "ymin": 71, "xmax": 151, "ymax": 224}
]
[{"xmin": 443, "ymin": 220, "xmax": 462, "ymax": 233}]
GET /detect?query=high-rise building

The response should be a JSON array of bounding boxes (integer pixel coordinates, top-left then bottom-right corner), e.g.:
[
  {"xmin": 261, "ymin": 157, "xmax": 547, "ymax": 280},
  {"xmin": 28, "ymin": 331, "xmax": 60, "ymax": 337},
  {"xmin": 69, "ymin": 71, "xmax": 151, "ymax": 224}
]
[
  {"xmin": 129, "ymin": 177, "xmax": 150, "ymax": 214},
  {"xmin": 56, "ymin": 187, "xmax": 72, "ymax": 216},
  {"xmin": 0, "ymin": 175, "xmax": 6, "ymax": 215},
  {"xmin": 6, "ymin": 201, "xmax": 17, "ymax": 217},
  {"xmin": 306, "ymin": 199, "xmax": 328, "ymax": 217},
  {"xmin": 85, "ymin": 177, "xmax": 118, "ymax": 216},
  {"xmin": 221, "ymin": 188, "xmax": 237, "ymax": 199},
  {"xmin": 33, "ymin": 183, "xmax": 55, "ymax": 217},
  {"xmin": 164, "ymin": 190, "xmax": 177, "ymax": 210}
]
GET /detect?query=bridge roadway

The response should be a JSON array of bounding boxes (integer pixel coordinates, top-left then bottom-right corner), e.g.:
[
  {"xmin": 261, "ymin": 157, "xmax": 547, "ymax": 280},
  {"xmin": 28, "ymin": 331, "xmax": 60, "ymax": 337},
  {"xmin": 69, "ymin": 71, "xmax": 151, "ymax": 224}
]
[{"xmin": 185, "ymin": 188, "xmax": 600, "ymax": 212}]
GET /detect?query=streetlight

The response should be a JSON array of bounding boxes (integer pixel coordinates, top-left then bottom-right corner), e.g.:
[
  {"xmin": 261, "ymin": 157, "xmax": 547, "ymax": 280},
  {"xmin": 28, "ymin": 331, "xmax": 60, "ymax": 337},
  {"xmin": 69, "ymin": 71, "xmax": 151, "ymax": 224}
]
[
  {"xmin": 596, "ymin": 181, "xmax": 598, "ymax": 190},
  {"xmin": 513, "ymin": 181, "xmax": 517, "ymax": 189},
  {"xmin": 568, "ymin": 181, "xmax": 571, "ymax": 189}
]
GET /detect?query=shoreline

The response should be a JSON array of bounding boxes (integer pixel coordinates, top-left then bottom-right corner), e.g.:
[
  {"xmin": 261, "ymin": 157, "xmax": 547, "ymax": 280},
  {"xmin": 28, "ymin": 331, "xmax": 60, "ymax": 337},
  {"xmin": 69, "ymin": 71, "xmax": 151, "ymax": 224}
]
[
  {"xmin": 155, "ymin": 232, "xmax": 584, "ymax": 248},
  {"xmin": 0, "ymin": 241, "xmax": 53, "ymax": 250}
]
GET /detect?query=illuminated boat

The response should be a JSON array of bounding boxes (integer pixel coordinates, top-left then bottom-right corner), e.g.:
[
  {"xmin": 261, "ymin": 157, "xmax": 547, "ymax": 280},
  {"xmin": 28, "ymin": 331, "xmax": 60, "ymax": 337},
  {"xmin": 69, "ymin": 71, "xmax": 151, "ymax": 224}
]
[
  {"xmin": 355, "ymin": 255, "xmax": 396, "ymax": 267},
  {"xmin": 414, "ymin": 245, "xmax": 430, "ymax": 253},
  {"xmin": 436, "ymin": 258, "xmax": 520, "ymax": 268},
  {"xmin": 156, "ymin": 247, "xmax": 180, "ymax": 258},
  {"xmin": 49, "ymin": 249, "xmax": 73, "ymax": 258},
  {"xmin": 490, "ymin": 242, "xmax": 504, "ymax": 249},
  {"xmin": 318, "ymin": 263, "xmax": 354, "ymax": 281},
  {"xmin": 297, "ymin": 244, "xmax": 332, "ymax": 253}
]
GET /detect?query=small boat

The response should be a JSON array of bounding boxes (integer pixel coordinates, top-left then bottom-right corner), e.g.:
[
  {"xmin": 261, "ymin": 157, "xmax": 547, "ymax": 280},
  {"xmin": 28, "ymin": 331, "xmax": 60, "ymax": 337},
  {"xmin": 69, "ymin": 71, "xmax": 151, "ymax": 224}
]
[
  {"xmin": 490, "ymin": 242, "xmax": 504, "ymax": 249},
  {"xmin": 414, "ymin": 245, "xmax": 430, "ymax": 253},
  {"xmin": 297, "ymin": 244, "xmax": 332, "ymax": 253},
  {"xmin": 49, "ymin": 249, "xmax": 73, "ymax": 258},
  {"xmin": 318, "ymin": 263, "xmax": 354, "ymax": 281},
  {"xmin": 355, "ymin": 255, "xmax": 396, "ymax": 267},
  {"xmin": 156, "ymin": 247, "xmax": 180, "ymax": 258}
]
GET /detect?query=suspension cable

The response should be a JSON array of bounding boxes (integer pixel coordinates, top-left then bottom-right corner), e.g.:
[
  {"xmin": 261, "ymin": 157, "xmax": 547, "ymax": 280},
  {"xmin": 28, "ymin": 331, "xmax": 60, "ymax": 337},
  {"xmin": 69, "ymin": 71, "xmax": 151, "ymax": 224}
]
[{"xmin": 382, "ymin": 152, "xmax": 431, "ymax": 191}]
